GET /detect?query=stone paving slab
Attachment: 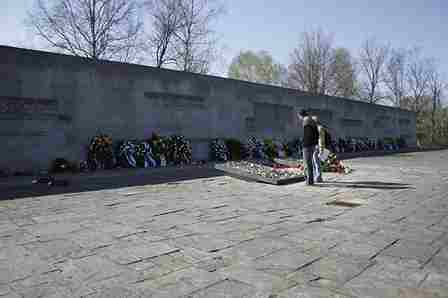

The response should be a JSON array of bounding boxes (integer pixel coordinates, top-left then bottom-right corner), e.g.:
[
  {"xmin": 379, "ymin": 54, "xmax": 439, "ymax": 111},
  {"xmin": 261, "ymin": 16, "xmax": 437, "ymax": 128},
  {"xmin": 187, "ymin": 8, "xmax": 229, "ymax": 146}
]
[{"xmin": 1, "ymin": 150, "xmax": 448, "ymax": 297}]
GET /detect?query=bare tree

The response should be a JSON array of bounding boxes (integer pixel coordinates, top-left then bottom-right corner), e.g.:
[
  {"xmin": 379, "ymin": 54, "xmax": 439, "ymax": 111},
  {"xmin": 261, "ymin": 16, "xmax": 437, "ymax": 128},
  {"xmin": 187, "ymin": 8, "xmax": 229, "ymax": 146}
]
[
  {"xmin": 406, "ymin": 48, "xmax": 432, "ymax": 115},
  {"xmin": 428, "ymin": 62, "xmax": 445, "ymax": 110},
  {"xmin": 28, "ymin": 0, "xmax": 143, "ymax": 62},
  {"xmin": 145, "ymin": 0, "xmax": 182, "ymax": 67},
  {"xmin": 170, "ymin": 0, "xmax": 225, "ymax": 73},
  {"xmin": 384, "ymin": 48, "xmax": 408, "ymax": 107},
  {"xmin": 358, "ymin": 38, "xmax": 389, "ymax": 103},
  {"xmin": 287, "ymin": 30, "xmax": 335, "ymax": 95},
  {"xmin": 427, "ymin": 61, "xmax": 446, "ymax": 143}
]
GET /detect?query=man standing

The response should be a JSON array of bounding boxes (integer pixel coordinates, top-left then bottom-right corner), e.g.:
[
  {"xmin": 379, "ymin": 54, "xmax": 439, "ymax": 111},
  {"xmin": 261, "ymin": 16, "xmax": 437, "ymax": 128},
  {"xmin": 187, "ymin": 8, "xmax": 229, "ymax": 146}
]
[{"xmin": 297, "ymin": 109, "xmax": 319, "ymax": 185}]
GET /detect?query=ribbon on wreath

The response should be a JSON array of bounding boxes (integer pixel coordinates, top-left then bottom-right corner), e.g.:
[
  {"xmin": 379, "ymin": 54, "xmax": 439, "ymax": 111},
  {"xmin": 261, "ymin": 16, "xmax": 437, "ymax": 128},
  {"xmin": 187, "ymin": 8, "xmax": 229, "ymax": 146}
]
[
  {"xmin": 136, "ymin": 142, "xmax": 157, "ymax": 168},
  {"xmin": 119, "ymin": 141, "xmax": 137, "ymax": 168}
]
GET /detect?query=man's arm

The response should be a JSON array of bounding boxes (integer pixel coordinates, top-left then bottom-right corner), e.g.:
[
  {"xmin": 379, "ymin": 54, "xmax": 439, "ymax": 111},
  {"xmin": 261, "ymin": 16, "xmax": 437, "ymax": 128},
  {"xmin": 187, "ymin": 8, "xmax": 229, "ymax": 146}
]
[{"xmin": 318, "ymin": 126, "xmax": 325, "ymax": 153}]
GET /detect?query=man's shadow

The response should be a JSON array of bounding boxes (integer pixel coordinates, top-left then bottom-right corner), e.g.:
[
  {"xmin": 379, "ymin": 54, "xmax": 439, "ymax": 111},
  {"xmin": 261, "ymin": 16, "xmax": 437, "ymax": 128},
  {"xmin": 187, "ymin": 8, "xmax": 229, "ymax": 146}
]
[{"xmin": 315, "ymin": 181, "xmax": 414, "ymax": 190}]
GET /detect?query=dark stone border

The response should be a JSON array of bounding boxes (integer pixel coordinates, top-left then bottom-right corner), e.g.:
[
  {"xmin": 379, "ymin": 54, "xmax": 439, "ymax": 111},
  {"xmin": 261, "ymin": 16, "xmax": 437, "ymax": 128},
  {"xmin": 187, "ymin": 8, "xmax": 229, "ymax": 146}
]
[{"xmin": 214, "ymin": 164, "xmax": 304, "ymax": 185}]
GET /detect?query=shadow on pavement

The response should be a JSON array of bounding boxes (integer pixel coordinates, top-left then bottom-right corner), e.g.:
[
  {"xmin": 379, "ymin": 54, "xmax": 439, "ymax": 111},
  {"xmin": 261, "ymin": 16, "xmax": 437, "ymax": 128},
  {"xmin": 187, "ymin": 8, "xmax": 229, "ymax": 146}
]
[
  {"xmin": 315, "ymin": 180, "xmax": 414, "ymax": 190},
  {"xmin": 1, "ymin": 167, "xmax": 225, "ymax": 200}
]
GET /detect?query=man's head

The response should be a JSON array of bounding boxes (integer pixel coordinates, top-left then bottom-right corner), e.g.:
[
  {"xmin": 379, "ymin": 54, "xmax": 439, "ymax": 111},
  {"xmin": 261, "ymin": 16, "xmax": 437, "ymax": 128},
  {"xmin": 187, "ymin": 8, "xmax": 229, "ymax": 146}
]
[
  {"xmin": 298, "ymin": 109, "xmax": 308, "ymax": 119},
  {"xmin": 312, "ymin": 116, "xmax": 319, "ymax": 124}
]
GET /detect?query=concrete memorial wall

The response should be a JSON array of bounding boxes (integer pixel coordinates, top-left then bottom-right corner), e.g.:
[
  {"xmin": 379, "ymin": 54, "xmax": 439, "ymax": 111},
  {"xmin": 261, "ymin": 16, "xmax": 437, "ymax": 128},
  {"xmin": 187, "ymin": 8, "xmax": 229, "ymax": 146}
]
[{"xmin": 0, "ymin": 45, "xmax": 416, "ymax": 171}]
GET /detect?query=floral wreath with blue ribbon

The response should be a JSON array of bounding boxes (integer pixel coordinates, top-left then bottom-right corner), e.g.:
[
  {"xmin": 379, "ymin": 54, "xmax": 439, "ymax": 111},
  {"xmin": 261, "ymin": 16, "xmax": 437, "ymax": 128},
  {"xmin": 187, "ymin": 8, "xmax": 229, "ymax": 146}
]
[
  {"xmin": 118, "ymin": 141, "xmax": 137, "ymax": 168},
  {"xmin": 135, "ymin": 142, "xmax": 157, "ymax": 168}
]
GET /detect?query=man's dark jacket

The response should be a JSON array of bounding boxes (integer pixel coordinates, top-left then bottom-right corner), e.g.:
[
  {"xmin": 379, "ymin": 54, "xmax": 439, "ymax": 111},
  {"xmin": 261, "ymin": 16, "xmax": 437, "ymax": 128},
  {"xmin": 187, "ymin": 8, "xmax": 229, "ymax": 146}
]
[{"xmin": 302, "ymin": 116, "xmax": 319, "ymax": 147}]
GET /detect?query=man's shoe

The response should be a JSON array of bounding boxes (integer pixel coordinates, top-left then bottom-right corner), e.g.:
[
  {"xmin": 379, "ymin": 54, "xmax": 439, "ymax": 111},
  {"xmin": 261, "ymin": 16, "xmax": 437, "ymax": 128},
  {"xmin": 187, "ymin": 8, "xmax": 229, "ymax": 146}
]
[{"xmin": 315, "ymin": 178, "xmax": 323, "ymax": 183}]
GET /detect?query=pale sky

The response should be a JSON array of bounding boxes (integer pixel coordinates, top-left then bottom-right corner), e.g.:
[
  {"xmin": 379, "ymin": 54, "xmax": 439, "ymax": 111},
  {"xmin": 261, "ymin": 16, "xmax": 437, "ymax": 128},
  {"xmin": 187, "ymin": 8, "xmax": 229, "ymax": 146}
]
[{"xmin": 1, "ymin": 0, "xmax": 447, "ymax": 78}]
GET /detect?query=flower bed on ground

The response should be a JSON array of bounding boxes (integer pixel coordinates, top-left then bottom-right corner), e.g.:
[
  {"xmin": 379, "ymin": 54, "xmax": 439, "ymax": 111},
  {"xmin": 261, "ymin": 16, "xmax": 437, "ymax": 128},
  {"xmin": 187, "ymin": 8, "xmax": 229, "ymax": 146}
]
[
  {"xmin": 275, "ymin": 154, "xmax": 352, "ymax": 175},
  {"xmin": 222, "ymin": 160, "xmax": 304, "ymax": 180}
]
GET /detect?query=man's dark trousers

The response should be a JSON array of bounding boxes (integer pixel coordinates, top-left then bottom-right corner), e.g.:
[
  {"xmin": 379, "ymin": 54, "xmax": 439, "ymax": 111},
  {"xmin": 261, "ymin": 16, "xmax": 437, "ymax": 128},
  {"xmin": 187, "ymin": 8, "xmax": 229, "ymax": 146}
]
[{"xmin": 303, "ymin": 146, "xmax": 315, "ymax": 185}]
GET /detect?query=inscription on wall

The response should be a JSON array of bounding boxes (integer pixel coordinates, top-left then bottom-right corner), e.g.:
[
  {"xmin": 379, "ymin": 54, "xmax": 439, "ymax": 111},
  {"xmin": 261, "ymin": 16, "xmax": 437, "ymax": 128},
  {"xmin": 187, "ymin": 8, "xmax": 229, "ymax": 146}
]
[
  {"xmin": 144, "ymin": 92, "xmax": 205, "ymax": 109},
  {"xmin": 144, "ymin": 91, "xmax": 208, "ymax": 136},
  {"xmin": 0, "ymin": 96, "xmax": 66, "ymax": 137},
  {"xmin": 0, "ymin": 96, "xmax": 65, "ymax": 122},
  {"xmin": 0, "ymin": 131, "xmax": 48, "ymax": 137},
  {"xmin": 340, "ymin": 118, "xmax": 363, "ymax": 127},
  {"xmin": 0, "ymin": 96, "xmax": 58, "ymax": 114}
]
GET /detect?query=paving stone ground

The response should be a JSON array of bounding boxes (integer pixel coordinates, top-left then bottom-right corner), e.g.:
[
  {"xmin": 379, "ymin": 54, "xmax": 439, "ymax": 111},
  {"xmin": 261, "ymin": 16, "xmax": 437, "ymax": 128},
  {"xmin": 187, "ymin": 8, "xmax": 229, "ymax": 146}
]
[{"xmin": 1, "ymin": 150, "xmax": 448, "ymax": 297}]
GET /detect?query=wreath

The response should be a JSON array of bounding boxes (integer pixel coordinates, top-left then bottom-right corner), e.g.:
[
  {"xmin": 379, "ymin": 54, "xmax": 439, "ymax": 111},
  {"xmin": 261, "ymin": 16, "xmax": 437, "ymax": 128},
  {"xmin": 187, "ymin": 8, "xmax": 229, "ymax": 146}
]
[
  {"xmin": 167, "ymin": 135, "xmax": 192, "ymax": 165},
  {"xmin": 262, "ymin": 139, "xmax": 279, "ymax": 161},
  {"xmin": 135, "ymin": 142, "xmax": 157, "ymax": 168},
  {"xmin": 280, "ymin": 140, "xmax": 292, "ymax": 158},
  {"xmin": 149, "ymin": 133, "xmax": 169, "ymax": 166},
  {"xmin": 210, "ymin": 139, "xmax": 229, "ymax": 161},
  {"xmin": 245, "ymin": 137, "xmax": 265, "ymax": 159},
  {"xmin": 87, "ymin": 134, "xmax": 115, "ymax": 170},
  {"xmin": 118, "ymin": 141, "xmax": 137, "ymax": 168}
]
